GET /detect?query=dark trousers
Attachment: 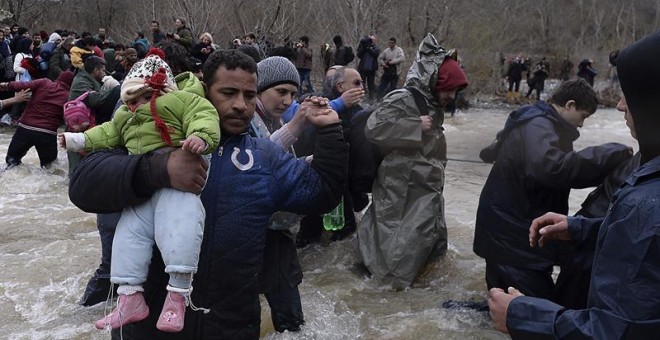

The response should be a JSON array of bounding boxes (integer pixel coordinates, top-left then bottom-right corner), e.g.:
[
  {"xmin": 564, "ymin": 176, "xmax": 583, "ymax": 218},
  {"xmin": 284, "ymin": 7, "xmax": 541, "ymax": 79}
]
[
  {"xmin": 5, "ymin": 126, "xmax": 57, "ymax": 168},
  {"xmin": 297, "ymin": 68, "xmax": 313, "ymax": 95},
  {"xmin": 79, "ymin": 212, "xmax": 120, "ymax": 306},
  {"xmin": 359, "ymin": 69, "xmax": 377, "ymax": 100},
  {"xmin": 508, "ymin": 79, "xmax": 521, "ymax": 92},
  {"xmin": 378, "ymin": 74, "xmax": 399, "ymax": 99},
  {"xmin": 264, "ymin": 284, "xmax": 304, "ymax": 332},
  {"xmin": 485, "ymin": 259, "xmax": 591, "ymax": 309},
  {"xmin": 95, "ymin": 212, "xmax": 120, "ymax": 279},
  {"xmin": 485, "ymin": 262, "xmax": 554, "ymax": 299},
  {"xmin": 261, "ymin": 230, "xmax": 305, "ymax": 332}
]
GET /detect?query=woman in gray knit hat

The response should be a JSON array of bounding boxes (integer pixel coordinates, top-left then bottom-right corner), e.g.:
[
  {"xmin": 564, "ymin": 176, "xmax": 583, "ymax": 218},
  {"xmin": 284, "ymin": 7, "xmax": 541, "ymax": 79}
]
[
  {"xmin": 253, "ymin": 56, "xmax": 301, "ymax": 133},
  {"xmin": 252, "ymin": 55, "xmax": 308, "ymax": 333}
]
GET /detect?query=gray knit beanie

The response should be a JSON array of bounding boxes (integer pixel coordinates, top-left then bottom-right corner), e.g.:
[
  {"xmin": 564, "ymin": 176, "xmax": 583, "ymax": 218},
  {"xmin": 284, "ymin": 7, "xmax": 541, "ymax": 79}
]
[{"xmin": 257, "ymin": 56, "xmax": 300, "ymax": 93}]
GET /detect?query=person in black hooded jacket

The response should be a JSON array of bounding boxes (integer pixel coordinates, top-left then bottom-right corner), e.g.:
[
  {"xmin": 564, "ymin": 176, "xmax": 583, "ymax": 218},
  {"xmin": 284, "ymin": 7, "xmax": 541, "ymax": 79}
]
[
  {"xmin": 474, "ymin": 79, "xmax": 632, "ymax": 302},
  {"xmin": 489, "ymin": 29, "xmax": 660, "ymax": 339}
]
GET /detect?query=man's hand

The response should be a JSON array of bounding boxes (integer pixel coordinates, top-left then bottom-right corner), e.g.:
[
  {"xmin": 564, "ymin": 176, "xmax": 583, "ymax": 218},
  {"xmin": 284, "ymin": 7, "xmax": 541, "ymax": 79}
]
[
  {"xmin": 180, "ymin": 135, "xmax": 207, "ymax": 154},
  {"xmin": 306, "ymin": 108, "xmax": 339, "ymax": 127},
  {"xmin": 420, "ymin": 115, "xmax": 433, "ymax": 132},
  {"xmin": 167, "ymin": 148, "xmax": 208, "ymax": 194},
  {"xmin": 529, "ymin": 212, "xmax": 570, "ymax": 248},
  {"xmin": 488, "ymin": 287, "xmax": 524, "ymax": 334},
  {"xmin": 340, "ymin": 88, "xmax": 365, "ymax": 107}
]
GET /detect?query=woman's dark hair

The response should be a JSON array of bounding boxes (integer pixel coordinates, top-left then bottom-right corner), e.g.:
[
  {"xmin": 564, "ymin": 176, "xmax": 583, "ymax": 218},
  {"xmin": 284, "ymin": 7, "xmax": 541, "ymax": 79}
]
[
  {"xmin": 159, "ymin": 41, "xmax": 193, "ymax": 75},
  {"xmin": 203, "ymin": 49, "xmax": 257, "ymax": 86},
  {"xmin": 15, "ymin": 38, "xmax": 33, "ymax": 54}
]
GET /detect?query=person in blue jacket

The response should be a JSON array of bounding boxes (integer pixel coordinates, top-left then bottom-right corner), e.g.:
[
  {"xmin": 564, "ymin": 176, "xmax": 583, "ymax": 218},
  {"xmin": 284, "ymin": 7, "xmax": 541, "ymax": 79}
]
[
  {"xmin": 474, "ymin": 79, "xmax": 632, "ymax": 302},
  {"xmin": 67, "ymin": 49, "xmax": 348, "ymax": 339},
  {"xmin": 489, "ymin": 29, "xmax": 660, "ymax": 339}
]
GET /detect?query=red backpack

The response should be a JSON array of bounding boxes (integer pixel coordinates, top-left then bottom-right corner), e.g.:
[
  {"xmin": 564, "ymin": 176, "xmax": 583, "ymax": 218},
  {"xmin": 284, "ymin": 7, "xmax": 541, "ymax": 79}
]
[{"xmin": 63, "ymin": 91, "xmax": 96, "ymax": 132}]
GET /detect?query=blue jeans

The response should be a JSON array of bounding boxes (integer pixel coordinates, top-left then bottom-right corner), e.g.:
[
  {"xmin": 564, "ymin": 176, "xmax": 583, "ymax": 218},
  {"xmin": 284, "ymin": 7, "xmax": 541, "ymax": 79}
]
[{"xmin": 297, "ymin": 68, "xmax": 313, "ymax": 94}]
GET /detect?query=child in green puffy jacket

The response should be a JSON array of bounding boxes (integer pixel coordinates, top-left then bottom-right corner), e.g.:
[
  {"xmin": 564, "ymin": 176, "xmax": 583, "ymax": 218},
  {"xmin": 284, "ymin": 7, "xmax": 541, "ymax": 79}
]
[{"xmin": 60, "ymin": 49, "xmax": 219, "ymax": 333}]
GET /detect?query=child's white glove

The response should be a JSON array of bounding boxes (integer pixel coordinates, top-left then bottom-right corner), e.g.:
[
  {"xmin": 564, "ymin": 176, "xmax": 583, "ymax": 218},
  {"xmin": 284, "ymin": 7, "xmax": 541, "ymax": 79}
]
[
  {"xmin": 58, "ymin": 132, "xmax": 86, "ymax": 151},
  {"xmin": 101, "ymin": 75, "xmax": 120, "ymax": 90}
]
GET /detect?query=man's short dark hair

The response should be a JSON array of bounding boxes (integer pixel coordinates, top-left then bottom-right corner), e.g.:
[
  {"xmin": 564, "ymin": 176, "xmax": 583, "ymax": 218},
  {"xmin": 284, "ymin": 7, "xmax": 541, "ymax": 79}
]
[
  {"xmin": 17, "ymin": 27, "xmax": 28, "ymax": 36},
  {"xmin": 389, "ymin": 37, "xmax": 396, "ymax": 43},
  {"xmin": 81, "ymin": 31, "xmax": 92, "ymax": 38},
  {"xmin": 245, "ymin": 32, "xmax": 256, "ymax": 40},
  {"xmin": 203, "ymin": 49, "xmax": 257, "ymax": 86},
  {"xmin": 81, "ymin": 36, "xmax": 97, "ymax": 47},
  {"xmin": 151, "ymin": 20, "xmax": 160, "ymax": 26},
  {"xmin": 300, "ymin": 36, "xmax": 309, "ymax": 44},
  {"xmin": 333, "ymin": 35, "xmax": 342, "ymax": 45},
  {"xmin": 237, "ymin": 45, "xmax": 261, "ymax": 63},
  {"xmin": 549, "ymin": 78, "xmax": 598, "ymax": 114},
  {"xmin": 83, "ymin": 56, "xmax": 106, "ymax": 73},
  {"xmin": 136, "ymin": 31, "xmax": 145, "ymax": 39}
]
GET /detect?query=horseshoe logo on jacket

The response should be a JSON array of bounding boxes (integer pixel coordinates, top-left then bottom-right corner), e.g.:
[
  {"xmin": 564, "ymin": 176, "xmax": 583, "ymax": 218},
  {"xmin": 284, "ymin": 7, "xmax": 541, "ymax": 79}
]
[{"xmin": 231, "ymin": 147, "xmax": 254, "ymax": 171}]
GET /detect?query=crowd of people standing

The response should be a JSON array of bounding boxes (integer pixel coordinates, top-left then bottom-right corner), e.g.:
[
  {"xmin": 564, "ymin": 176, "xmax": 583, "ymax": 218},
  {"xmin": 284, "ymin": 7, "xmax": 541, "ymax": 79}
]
[{"xmin": 0, "ymin": 15, "xmax": 658, "ymax": 340}]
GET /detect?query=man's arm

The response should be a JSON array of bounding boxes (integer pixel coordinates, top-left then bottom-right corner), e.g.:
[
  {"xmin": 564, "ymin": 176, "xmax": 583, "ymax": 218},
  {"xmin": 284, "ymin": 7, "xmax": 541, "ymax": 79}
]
[
  {"xmin": 521, "ymin": 119, "xmax": 632, "ymax": 189},
  {"xmin": 272, "ymin": 113, "xmax": 348, "ymax": 215},
  {"xmin": 506, "ymin": 296, "xmax": 660, "ymax": 339},
  {"xmin": 68, "ymin": 148, "xmax": 207, "ymax": 213}
]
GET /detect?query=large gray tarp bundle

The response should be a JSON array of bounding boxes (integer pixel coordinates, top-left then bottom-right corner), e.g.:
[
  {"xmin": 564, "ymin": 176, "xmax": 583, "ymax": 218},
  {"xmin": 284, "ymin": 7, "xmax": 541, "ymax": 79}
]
[{"xmin": 357, "ymin": 33, "xmax": 449, "ymax": 289}]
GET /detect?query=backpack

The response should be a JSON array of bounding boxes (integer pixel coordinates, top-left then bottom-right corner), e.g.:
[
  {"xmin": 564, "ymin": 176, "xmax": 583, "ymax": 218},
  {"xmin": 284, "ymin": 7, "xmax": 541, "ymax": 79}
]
[
  {"xmin": 349, "ymin": 87, "xmax": 429, "ymax": 193},
  {"xmin": 63, "ymin": 91, "xmax": 96, "ymax": 132},
  {"xmin": 344, "ymin": 45, "xmax": 355, "ymax": 64}
]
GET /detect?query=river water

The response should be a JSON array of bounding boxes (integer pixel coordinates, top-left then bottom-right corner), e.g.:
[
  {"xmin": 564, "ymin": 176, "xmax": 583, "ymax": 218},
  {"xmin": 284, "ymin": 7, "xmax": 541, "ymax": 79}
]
[{"xmin": 0, "ymin": 105, "xmax": 635, "ymax": 339}]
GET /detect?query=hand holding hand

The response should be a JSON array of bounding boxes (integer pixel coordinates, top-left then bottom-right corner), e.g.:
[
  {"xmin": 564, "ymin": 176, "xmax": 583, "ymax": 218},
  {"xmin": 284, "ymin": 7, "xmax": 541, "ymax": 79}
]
[
  {"xmin": 306, "ymin": 108, "xmax": 340, "ymax": 127},
  {"xmin": 173, "ymin": 33, "xmax": 181, "ymax": 40},
  {"xmin": 488, "ymin": 287, "xmax": 524, "ymax": 334},
  {"xmin": 180, "ymin": 135, "xmax": 207, "ymax": 154},
  {"xmin": 420, "ymin": 115, "xmax": 433, "ymax": 132},
  {"xmin": 529, "ymin": 212, "xmax": 570, "ymax": 248}
]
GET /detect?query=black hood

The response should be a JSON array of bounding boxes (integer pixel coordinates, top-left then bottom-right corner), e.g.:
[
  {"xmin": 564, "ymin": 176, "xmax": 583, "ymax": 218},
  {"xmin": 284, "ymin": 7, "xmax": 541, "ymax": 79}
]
[{"xmin": 616, "ymin": 30, "xmax": 660, "ymax": 164}]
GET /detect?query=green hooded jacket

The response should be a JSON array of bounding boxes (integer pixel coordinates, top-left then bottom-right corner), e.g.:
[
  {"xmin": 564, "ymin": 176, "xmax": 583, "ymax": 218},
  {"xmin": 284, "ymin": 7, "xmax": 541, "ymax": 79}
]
[{"xmin": 83, "ymin": 71, "xmax": 220, "ymax": 155}]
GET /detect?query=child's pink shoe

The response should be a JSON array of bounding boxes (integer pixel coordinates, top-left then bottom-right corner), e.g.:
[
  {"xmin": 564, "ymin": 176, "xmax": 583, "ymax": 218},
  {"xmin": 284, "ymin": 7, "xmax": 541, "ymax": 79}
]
[
  {"xmin": 95, "ymin": 292, "xmax": 149, "ymax": 330},
  {"xmin": 156, "ymin": 291, "xmax": 186, "ymax": 332}
]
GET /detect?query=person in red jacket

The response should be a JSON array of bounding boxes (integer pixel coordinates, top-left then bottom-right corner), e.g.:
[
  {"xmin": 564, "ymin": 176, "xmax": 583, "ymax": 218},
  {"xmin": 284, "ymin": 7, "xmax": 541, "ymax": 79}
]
[{"xmin": 1, "ymin": 70, "xmax": 74, "ymax": 168}]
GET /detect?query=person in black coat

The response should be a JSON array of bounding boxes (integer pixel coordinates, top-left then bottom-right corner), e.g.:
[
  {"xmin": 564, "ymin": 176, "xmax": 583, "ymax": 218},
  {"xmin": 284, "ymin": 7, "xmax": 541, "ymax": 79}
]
[{"xmin": 474, "ymin": 79, "xmax": 632, "ymax": 302}]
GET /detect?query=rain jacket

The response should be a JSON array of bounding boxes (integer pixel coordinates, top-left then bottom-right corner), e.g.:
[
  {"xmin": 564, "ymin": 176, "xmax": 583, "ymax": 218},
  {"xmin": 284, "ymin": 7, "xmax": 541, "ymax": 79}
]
[
  {"xmin": 357, "ymin": 33, "xmax": 448, "ymax": 289},
  {"xmin": 82, "ymin": 72, "xmax": 220, "ymax": 155},
  {"xmin": 474, "ymin": 102, "xmax": 631, "ymax": 269},
  {"xmin": 506, "ymin": 28, "xmax": 660, "ymax": 340},
  {"xmin": 507, "ymin": 157, "xmax": 660, "ymax": 339}
]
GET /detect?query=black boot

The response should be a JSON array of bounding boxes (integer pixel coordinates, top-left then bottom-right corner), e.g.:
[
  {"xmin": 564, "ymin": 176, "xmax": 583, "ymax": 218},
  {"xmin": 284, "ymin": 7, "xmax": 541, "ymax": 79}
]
[{"xmin": 78, "ymin": 273, "xmax": 114, "ymax": 306}]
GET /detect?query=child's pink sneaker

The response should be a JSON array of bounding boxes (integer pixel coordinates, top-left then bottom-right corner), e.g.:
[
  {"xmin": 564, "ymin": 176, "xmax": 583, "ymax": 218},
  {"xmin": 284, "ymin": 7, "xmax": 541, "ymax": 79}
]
[
  {"xmin": 95, "ymin": 292, "xmax": 149, "ymax": 330},
  {"xmin": 156, "ymin": 291, "xmax": 186, "ymax": 332}
]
